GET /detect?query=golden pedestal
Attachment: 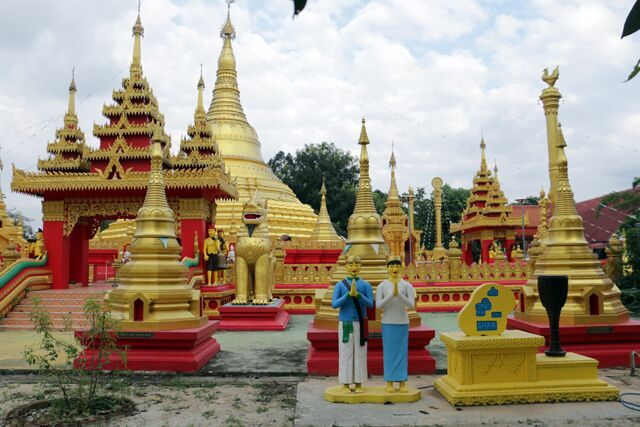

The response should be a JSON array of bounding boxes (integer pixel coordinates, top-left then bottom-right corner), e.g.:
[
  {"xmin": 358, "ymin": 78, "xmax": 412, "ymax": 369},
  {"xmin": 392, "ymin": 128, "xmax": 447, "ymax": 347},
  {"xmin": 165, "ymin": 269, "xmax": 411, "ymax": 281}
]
[
  {"xmin": 434, "ymin": 330, "xmax": 619, "ymax": 406},
  {"xmin": 324, "ymin": 385, "xmax": 421, "ymax": 404}
]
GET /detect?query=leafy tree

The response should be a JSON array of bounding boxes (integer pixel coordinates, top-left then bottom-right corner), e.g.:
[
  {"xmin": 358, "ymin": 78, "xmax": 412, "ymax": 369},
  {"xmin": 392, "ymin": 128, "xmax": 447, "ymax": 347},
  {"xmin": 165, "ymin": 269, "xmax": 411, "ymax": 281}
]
[
  {"xmin": 268, "ymin": 142, "xmax": 359, "ymax": 235},
  {"xmin": 409, "ymin": 184, "xmax": 470, "ymax": 250},
  {"xmin": 622, "ymin": 0, "xmax": 640, "ymax": 81},
  {"xmin": 372, "ymin": 190, "xmax": 388, "ymax": 215}
]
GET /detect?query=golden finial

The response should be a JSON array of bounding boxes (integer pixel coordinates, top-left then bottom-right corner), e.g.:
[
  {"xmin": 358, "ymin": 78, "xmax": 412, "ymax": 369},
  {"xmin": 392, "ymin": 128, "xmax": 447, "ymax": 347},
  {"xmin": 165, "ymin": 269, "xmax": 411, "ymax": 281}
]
[
  {"xmin": 321, "ymin": 176, "xmax": 327, "ymax": 195},
  {"xmin": 131, "ymin": 2, "xmax": 144, "ymax": 69},
  {"xmin": 539, "ymin": 186, "xmax": 546, "ymax": 199},
  {"xmin": 221, "ymin": 0, "xmax": 236, "ymax": 40},
  {"xmin": 542, "ymin": 65, "xmax": 559, "ymax": 88},
  {"xmin": 198, "ymin": 63, "xmax": 204, "ymax": 88},
  {"xmin": 309, "ymin": 177, "xmax": 341, "ymax": 242},
  {"xmin": 67, "ymin": 68, "xmax": 77, "ymax": 116},
  {"xmin": 196, "ymin": 69, "xmax": 206, "ymax": 114},
  {"xmin": 358, "ymin": 117, "xmax": 369, "ymax": 146},
  {"xmin": 480, "ymin": 135, "xmax": 488, "ymax": 172},
  {"xmin": 389, "ymin": 142, "xmax": 396, "ymax": 169}
]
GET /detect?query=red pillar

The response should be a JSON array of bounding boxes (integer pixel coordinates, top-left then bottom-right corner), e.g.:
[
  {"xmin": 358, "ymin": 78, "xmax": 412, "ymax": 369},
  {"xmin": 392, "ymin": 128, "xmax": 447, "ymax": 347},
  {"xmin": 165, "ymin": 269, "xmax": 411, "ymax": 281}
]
[
  {"xmin": 69, "ymin": 221, "xmax": 90, "ymax": 286},
  {"xmin": 43, "ymin": 221, "xmax": 70, "ymax": 290},
  {"xmin": 505, "ymin": 239, "xmax": 515, "ymax": 262},
  {"xmin": 180, "ymin": 218, "xmax": 206, "ymax": 266},
  {"xmin": 481, "ymin": 239, "xmax": 493, "ymax": 264}
]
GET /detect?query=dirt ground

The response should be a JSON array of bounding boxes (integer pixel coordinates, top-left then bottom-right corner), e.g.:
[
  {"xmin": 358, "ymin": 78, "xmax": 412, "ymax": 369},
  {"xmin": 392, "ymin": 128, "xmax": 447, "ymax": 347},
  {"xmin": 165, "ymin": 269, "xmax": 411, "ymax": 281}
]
[{"xmin": 0, "ymin": 376, "xmax": 299, "ymax": 427}]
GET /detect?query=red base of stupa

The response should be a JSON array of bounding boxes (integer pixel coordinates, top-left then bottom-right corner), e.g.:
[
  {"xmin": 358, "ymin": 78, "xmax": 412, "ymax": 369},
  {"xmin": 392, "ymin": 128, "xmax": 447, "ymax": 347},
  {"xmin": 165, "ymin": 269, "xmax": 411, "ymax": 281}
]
[
  {"xmin": 74, "ymin": 321, "xmax": 220, "ymax": 372},
  {"xmin": 218, "ymin": 298, "xmax": 291, "ymax": 331},
  {"xmin": 508, "ymin": 316, "xmax": 640, "ymax": 368},
  {"xmin": 306, "ymin": 322, "xmax": 436, "ymax": 375}
]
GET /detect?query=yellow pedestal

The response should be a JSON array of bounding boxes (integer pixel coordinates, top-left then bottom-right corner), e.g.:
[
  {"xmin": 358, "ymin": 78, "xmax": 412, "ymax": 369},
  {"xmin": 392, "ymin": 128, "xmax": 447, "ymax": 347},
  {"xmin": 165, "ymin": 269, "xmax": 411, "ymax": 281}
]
[
  {"xmin": 324, "ymin": 385, "xmax": 421, "ymax": 404},
  {"xmin": 434, "ymin": 330, "xmax": 619, "ymax": 406}
]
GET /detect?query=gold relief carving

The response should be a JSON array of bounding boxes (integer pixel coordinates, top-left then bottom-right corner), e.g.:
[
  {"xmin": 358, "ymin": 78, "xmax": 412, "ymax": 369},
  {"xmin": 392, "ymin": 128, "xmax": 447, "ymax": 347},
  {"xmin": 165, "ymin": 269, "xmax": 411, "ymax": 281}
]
[
  {"xmin": 179, "ymin": 198, "xmax": 209, "ymax": 220},
  {"xmin": 64, "ymin": 198, "xmax": 143, "ymax": 236},
  {"xmin": 474, "ymin": 354, "xmax": 498, "ymax": 375},
  {"xmin": 42, "ymin": 200, "xmax": 65, "ymax": 222}
]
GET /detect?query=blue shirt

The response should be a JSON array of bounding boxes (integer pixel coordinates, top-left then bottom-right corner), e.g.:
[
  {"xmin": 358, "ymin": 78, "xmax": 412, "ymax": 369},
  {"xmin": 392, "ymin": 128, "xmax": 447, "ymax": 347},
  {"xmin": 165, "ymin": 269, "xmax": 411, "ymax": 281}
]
[{"xmin": 332, "ymin": 277, "xmax": 374, "ymax": 322}]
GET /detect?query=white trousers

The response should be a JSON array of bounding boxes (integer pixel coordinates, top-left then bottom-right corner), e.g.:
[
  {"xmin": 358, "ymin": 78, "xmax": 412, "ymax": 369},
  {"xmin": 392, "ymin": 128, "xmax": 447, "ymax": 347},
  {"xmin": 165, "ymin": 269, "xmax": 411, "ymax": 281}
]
[{"xmin": 338, "ymin": 321, "xmax": 368, "ymax": 385}]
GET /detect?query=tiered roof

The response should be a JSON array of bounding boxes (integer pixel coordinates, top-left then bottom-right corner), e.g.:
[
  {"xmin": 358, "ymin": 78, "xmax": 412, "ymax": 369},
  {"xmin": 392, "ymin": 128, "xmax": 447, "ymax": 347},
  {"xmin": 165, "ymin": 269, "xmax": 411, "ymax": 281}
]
[
  {"xmin": 451, "ymin": 138, "xmax": 523, "ymax": 233},
  {"xmin": 12, "ymin": 11, "xmax": 236, "ymax": 200},
  {"xmin": 37, "ymin": 72, "xmax": 89, "ymax": 172},
  {"xmin": 86, "ymin": 13, "xmax": 171, "ymax": 176},
  {"xmin": 173, "ymin": 73, "xmax": 223, "ymax": 170}
]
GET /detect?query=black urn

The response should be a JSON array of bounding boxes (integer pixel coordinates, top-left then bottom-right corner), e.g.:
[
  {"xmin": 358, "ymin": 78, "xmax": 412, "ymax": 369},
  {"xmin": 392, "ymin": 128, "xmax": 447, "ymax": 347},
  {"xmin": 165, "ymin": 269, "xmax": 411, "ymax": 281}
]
[{"xmin": 537, "ymin": 275, "xmax": 569, "ymax": 357}]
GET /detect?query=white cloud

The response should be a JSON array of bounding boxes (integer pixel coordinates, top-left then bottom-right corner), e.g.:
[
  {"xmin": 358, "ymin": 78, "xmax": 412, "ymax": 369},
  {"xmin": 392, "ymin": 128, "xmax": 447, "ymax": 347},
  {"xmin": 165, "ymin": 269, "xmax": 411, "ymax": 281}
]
[{"xmin": 0, "ymin": 0, "xmax": 638, "ymax": 231}]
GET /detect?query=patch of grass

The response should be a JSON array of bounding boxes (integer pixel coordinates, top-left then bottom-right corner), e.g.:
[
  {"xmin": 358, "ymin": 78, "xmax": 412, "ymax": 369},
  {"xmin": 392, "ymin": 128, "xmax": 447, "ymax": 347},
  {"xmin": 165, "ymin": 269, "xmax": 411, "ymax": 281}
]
[
  {"xmin": 225, "ymin": 415, "xmax": 244, "ymax": 426},
  {"xmin": 203, "ymin": 409, "xmax": 216, "ymax": 419},
  {"xmin": 256, "ymin": 406, "xmax": 268, "ymax": 413},
  {"xmin": 232, "ymin": 396, "xmax": 243, "ymax": 409}
]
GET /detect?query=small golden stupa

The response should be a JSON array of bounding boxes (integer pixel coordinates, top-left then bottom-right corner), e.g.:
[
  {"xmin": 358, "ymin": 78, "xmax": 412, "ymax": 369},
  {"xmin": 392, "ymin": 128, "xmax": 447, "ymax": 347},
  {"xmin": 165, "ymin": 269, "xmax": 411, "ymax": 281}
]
[
  {"xmin": 206, "ymin": 6, "xmax": 317, "ymax": 238},
  {"xmin": 106, "ymin": 127, "xmax": 206, "ymax": 331},
  {"xmin": 315, "ymin": 119, "xmax": 422, "ymax": 329},
  {"xmin": 381, "ymin": 149, "xmax": 409, "ymax": 262},
  {"xmin": 308, "ymin": 178, "xmax": 342, "ymax": 242}
]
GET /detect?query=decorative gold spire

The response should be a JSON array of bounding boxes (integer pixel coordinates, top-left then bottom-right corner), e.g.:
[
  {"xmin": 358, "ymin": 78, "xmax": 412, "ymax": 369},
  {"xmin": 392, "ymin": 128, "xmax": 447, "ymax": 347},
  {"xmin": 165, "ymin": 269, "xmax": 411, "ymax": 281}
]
[
  {"xmin": 382, "ymin": 145, "xmax": 408, "ymax": 261},
  {"xmin": 221, "ymin": 0, "xmax": 236, "ymax": 40},
  {"xmin": 480, "ymin": 136, "xmax": 488, "ymax": 173},
  {"xmin": 131, "ymin": 9, "xmax": 144, "ymax": 71},
  {"xmin": 515, "ymin": 87, "xmax": 628, "ymax": 326},
  {"xmin": 107, "ymin": 125, "xmax": 206, "ymax": 331},
  {"xmin": 309, "ymin": 178, "xmax": 341, "ymax": 242},
  {"xmin": 67, "ymin": 67, "xmax": 76, "ymax": 116},
  {"xmin": 387, "ymin": 146, "xmax": 400, "ymax": 201},
  {"xmin": 353, "ymin": 118, "xmax": 377, "ymax": 214}
]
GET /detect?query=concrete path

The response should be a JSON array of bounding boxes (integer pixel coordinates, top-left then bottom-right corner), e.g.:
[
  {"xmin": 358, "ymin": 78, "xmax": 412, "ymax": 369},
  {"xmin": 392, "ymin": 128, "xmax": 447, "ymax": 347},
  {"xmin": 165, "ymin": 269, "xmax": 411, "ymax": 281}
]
[{"xmin": 295, "ymin": 372, "xmax": 640, "ymax": 427}]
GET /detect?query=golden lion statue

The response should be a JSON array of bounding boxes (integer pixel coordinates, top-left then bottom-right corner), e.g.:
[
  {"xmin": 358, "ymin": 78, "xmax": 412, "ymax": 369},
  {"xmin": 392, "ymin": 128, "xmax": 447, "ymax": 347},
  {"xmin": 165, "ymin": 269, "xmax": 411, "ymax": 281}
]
[{"xmin": 232, "ymin": 191, "xmax": 275, "ymax": 305}]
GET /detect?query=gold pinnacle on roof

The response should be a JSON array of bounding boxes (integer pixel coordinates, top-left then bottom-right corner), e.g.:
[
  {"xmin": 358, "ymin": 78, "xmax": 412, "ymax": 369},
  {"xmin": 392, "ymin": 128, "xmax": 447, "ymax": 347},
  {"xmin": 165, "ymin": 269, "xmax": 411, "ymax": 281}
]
[
  {"xmin": 382, "ymin": 145, "xmax": 409, "ymax": 261},
  {"xmin": 480, "ymin": 136, "xmax": 488, "ymax": 173},
  {"xmin": 107, "ymin": 126, "xmax": 206, "ymax": 331},
  {"xmin": 173, "ymin": 72, "xmax": 222, "ymax": 170},
  {"xmin": 131, "ymin": 8, "xmax": 144, "ymax": 71},
  {"xmin": 431, "ymin": 176, "xmax": 447, "ymax": 261},
  {"xmin": 206, "ymin": 3, "xmax": 316, "ymax": 237},
  {"xmin": 515, "ymin": 80, "xmax": 628, "ymax": 325},
  {"xmin": 37, "ymin": 70, "xmax": 88, "ymax": 172},
  {"xmin": 309, "ymin": 178, "xmax": 341, "ymax": 242}
]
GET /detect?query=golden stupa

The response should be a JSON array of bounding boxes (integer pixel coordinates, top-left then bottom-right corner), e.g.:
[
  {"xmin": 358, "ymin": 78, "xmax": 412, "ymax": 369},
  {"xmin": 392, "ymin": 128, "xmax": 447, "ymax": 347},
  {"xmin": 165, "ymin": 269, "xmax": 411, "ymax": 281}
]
[
  {"xmin": 106, "ymin": 127, "xmax": 206, "ymax": 331},
  {"xmin": 515, "ymin": 71, "xmax": 628, "ymax": 326},
  {"xmin": 308, "ymin": 178, "xmax": 342, "ymax": 242},
  {"xmin": 381, "ymin": 149, "xmax": 409, "ymax": 262},
  {"xmin": 314, "ymin": 119, "xmax": 420, "ymax": 329},
  {"xmin": 206, "ymin": 7, "xmax": 317, "ymax": 238}
]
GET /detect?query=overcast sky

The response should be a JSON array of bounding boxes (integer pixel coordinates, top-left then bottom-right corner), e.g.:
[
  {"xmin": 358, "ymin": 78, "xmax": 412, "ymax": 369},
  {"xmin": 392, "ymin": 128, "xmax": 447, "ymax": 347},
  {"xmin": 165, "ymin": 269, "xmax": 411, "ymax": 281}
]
[{"xmin": 0, "ymin": 0, "xmax": 638, "ymax": 228}]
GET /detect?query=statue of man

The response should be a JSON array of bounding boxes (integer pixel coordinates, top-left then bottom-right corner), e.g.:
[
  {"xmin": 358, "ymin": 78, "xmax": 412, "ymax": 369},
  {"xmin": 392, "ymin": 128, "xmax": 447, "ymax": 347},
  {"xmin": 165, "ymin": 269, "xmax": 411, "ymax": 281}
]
[
  {"xmin": 376, "ymin": 256, "xmax": 415, "ymax": 393},
  {"xmin": 203, "ymin": 225, "xmax": 220, "ymax": 285},
  {"xmin": 331, "ymin": 255, "xmax": 374, "ymax": 393}
]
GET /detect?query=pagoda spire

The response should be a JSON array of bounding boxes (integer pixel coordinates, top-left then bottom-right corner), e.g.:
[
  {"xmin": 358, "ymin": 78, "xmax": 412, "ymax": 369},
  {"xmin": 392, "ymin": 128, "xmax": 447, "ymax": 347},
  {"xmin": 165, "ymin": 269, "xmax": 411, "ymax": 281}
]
[
  {"xmin": 353, "ymin": 118, "xmax": 377, "ymax": 214},
  {"xmin": 387, "ymin": 145, "xmax": 400, "ymax": 201},
  {"xmin": 131, "ymin": 4, "xmax": 144, "ymax": 71},
  {"xmin": 197, "ymin": 65, "xmax": 205, "ymax": 115},
  {"xmin": 67, "ymin": 68, "xmax": 76, "ymax": 116},
  {"xmin": 480, "ymin": 136, "xmax": 488, "ymax": 173},
  {"xmin": 309, "ymin": 178, "xmax": 341, "ymax": 242}
]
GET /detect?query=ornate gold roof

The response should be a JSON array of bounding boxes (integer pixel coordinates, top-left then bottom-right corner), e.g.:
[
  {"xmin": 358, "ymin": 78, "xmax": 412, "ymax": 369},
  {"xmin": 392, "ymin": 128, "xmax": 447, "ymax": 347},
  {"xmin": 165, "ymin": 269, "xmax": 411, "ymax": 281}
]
[
  {"xmin": 451, "ymin": 138, "xmax": 522, "ymax": 234},
  {"xmin": 12, "ymin": 12, "xmax": 236, "ymax": 201},
  {"xmin": 38, "ymin": 71, "xmax": 89, "ymax": 173},
  {"xmin": 172, "ymin": 73, "xmax": 223, "ymax": 170}
]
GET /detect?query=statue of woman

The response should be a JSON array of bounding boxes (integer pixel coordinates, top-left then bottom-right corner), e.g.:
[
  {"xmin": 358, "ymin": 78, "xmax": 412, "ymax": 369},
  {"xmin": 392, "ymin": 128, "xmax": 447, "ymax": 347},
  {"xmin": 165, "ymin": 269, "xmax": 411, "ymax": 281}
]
[{"xmin": 376, "ymin": 256, "xmax": 415, "ymax": 393}]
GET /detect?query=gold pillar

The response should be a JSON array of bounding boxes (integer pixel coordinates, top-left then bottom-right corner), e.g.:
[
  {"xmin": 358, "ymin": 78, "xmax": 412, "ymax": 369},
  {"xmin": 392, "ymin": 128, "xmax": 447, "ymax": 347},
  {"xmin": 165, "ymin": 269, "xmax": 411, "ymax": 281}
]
[
  {"xmin": 540, "ymin": 66, "xmax": 561, "ymax": 205},
  {"xmin": 431, "ymin": 177, "xmax": 447, "ymax": 260}
]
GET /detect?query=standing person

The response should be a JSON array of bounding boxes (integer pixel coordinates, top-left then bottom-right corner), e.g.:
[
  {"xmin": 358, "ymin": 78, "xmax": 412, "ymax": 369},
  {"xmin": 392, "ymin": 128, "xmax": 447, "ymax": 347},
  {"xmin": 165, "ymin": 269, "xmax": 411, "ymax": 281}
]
[
  {"xmin": 216, "ymin": 229, "xmax": 229, "ymax": 284},
  {"xmin": 376, "ymin": 256, "xmax": 415, "ymax": 393},
  {"xmin": 203, "ymin": 225, "xmax": 220, "ymax": 286},
  {"xmin": 331, "ymin": 255, "xmax": 374, "ymax": 393}
]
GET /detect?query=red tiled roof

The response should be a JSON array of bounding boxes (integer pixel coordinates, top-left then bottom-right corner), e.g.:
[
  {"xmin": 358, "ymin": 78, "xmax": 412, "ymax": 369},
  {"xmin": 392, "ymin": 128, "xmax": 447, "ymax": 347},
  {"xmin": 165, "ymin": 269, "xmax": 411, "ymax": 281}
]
[{"xmin": 576, "ymin": 191, "xmax": 632, "ymax": 249}]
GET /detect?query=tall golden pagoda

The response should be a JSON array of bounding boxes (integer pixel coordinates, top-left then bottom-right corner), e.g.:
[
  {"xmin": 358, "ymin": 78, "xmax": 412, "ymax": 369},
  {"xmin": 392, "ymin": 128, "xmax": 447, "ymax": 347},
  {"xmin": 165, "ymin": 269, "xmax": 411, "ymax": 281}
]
[
  {"xmin": 515, "ymin": 117, "xmax": 628, "ymax": 325},
  {"xmin": 206, "ymin": 6, "xmax": 316, "ymax": 238},
  {"xmin": 308, "ymin": 178, "xmax": 342, "ymax": 242},
  {"xmin": 381, "ymin": 149, "xmax": 409, "ymax": 262},
  {"xmin": 106, "ymin": 127, "xmax": 206, "ymax": 331}
]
